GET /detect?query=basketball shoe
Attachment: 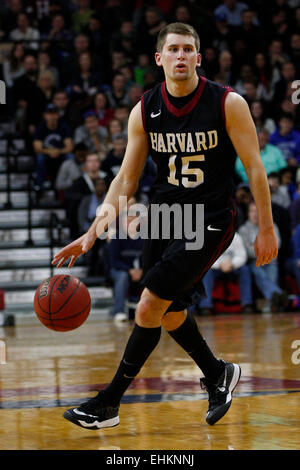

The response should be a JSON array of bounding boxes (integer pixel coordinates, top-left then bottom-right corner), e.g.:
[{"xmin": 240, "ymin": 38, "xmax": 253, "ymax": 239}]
[
  {"xmin": 200, "ymin": 360, "xmax": 241, "ymax": 425},
  {"xmin": 63, "ymin": 391, "xmax": 119, "ymax": 430}
]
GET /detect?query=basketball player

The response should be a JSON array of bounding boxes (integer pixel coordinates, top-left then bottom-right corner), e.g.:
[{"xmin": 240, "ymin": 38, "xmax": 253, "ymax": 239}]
[{"xmin": 52, "ymin": 23, "xmax": 278, "ymax": 428}]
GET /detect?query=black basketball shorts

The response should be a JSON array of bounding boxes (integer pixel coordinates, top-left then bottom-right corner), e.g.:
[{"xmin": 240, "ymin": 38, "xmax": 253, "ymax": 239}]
[{"xmin": 140, "ymin": 206, "xmax": 236, "ymax": 312}]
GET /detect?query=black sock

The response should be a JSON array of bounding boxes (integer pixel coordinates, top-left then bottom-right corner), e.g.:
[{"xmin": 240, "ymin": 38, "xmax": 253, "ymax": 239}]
[
  {"xmin": 102, "ymin": 324, "xmax": 161, "ymax": 406},
  {"xmin": 167, "ymin": 312, "xmax": 224, "ymax": 381}
]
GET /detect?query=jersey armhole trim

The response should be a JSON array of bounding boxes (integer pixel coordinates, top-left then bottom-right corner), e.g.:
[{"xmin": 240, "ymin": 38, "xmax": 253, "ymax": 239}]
[
  {"xmin": 141, "ymin": 93, "xmax": 147, "ymax": 132},
  {"xmin": 221, "ymin": 87, "xmax": 235, "ymax": 126}
]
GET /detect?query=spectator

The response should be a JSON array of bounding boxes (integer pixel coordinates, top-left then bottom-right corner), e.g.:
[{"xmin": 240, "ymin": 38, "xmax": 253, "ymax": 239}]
[
  {"xmin": 52, "ymin": 89, "xmax": 81, "ymax": 130},
  {"xmin": 215, "ymin": 50, "xmax": 234, "ymax": 85},
  {"xmin": 250, "ymin": 100, "xmax": 276, "ymax": 134},
  {"xmin": 83, "ymin": 13, "xmax": 107, "ymax": 52},
  {"xmin": 289, "ymin": 33, "xmax": 300, "ymax": 74},
  {"xmin": 9, "ymin": 12, "xmax": 40, "ymax": 49},
  {"xmin": 269, "ymin": 113, "xmax": 300, "ymax": 166},
  {"xmin": 137, "ymin": 6, "xmax": 167, "ymax": 56},
  {"xmin": 235, "ymin": 129, "xmax": 287, "ymax": 182},
  {"xmin": 233, "ymin": 9, "xmax": 263, "ymax": 59},
  {"xmin": 289, "ymin": 182, "xmax": 300, "ymax": 230},
  {"xmin": 29, "ymin": 69, "xmax": 56, "ymax": 129},
  {"xmin": 93, "ymin": 92, "xmax": 115, "ymax": 127},
  {"xmin": 214, "ymin": 0, "xmax": 249, "ymax": 27},
  {"xmin": 106, "ymin": 199, "xmax": 144, "ymax": 322},
  {"xmin": 37, "ymin": 50, "xmax": 60, "ymax": 88},
  {"xmin": 46, "ymin": 13, "xmax": 73, "ymax": 42},
  {"xmin": 239, "ymin": 202, "xmax": 289, "ymax": 312},
  {"xmin": 234, "ymin": 183, "xmax": 253, "ymax": 228},
  {"xmin": 78, "ymin": 177, "xmax": 107, "ymax": 234},
  {"xmin": 74, "ymin": 110, "xmax": 108, "ymax": 159},
  {"xmin": 102, "ymin": 133, "xmax": 127, "ymax": 182},
  {"xmin": 33, "ymin": 104, "xmax": 73, "ymax": 191},
  {"xmin": 197, "ymin": 233, "xmax": 254, "ymax": 315},
  {"xmin": 280, "ymin": 167, "xmax": 297, "ymax": 200},
  {"xmin": 106, "ymin": 117, "xmax": 124, "ymax": 149},
  {"xmin": 268, "ymin": 39, "xmax": 289, "ymax": 70},
  {"xmin": 13, "ymin": 53, "xmax": 39, "ymax": 107},
  {"xmin": 1, "ymin": 0, "xmax": 23, "ymax": 37},
  {"xmin": 268, "ymin": 171, "xmax": 291, "ymax": 208},
  {"xmin": 61, "ymin": 33, "xmax": 103, "ymax": 87},
  {"xmin": 55, "ymin": 142, "xmax": 88, "ymax": 191},
  {"xmin": 127, "ymin": 83, "xmax": 143, "ymax": 110},
  {"xmin": 67, "ymin": 51, "xmax": 103, "ymax": 107},
  {"xmin": 105, "ymin": 72, "xmax": 130, "ymax": 108},
  {"xmin": 202, "ymin": 47, "xmax": 219, "ymax": 80},
  {"xmin": 134, "ymin": 53, "xmax": 152, "ymax": 87},
  {"xmin": 77, "ymin": 177, "xmax": 107, "ymax": 277},
  {"xmin": 285, "ymin": 222, "xmax": 300, "ymax": 294},
  {"xmin": 253, "ymin": 52, "xmax": 281, "ymax": 100},
  {"xmin": 273, "ymin": 62, "xmax": 297, "ymax": 103},
  {"xmin": 71, "ymin": 0, "xmax": 95, "ymax": 34},
  {"xmin": 66, "ymin": 152, "xmax": 108, "ymax": 238},
  {"xmin": 2, "ymin": 42, "xmax": 25, "ymax": 88},
  {"xmin": 114, "ymin": 105, "xmax": 129, "ymax": 136},
  {"xmin": 12, "ymin": 53, "xmax": 40, "ymax": 134}
]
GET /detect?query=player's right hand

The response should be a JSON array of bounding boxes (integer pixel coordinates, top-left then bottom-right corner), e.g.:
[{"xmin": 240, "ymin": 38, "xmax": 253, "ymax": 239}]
[{"xmin": 51, "ymin": 231, "xmax": 96, "ymax": 268}]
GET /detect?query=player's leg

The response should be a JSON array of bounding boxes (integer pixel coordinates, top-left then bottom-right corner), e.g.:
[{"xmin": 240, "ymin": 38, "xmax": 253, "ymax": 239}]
[
  {"xmin": 63, "ymin": 288, "xmax": 172, "ymax": 429},
  {"xmin": 162, "ymin": 309, "xmax": 241, "ymax": 426},
  {"xmin": 161, "ymin": 309, "xmax": 224, "ymax": 381}
]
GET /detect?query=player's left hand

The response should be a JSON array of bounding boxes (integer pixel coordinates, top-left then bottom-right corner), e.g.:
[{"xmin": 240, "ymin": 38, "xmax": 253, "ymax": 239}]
[{"xmin": 254, "ymin": 228, "xmax": 278, "ymax": 267}]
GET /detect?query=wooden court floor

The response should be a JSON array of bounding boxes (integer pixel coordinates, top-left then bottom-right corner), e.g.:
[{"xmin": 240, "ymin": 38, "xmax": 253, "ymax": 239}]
[{"xmin": 0, "ymin": 312, "xmax": 300, "ymax": 450}]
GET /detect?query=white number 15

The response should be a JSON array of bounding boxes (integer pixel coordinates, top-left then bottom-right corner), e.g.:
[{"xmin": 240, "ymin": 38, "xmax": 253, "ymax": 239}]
[{"xmin": 167, "ymin": 154, "xmax": 205, "ymax": 188}]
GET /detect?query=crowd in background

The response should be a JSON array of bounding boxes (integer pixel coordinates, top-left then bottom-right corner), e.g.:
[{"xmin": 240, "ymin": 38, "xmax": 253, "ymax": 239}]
[{"xmin": 1, "ymin": 0, "xmax": 300, "ymax": 318}]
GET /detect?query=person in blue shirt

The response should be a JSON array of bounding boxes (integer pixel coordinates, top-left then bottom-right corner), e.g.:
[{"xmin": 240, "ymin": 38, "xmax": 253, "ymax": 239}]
[{"xmin": 269, "ymin": 113, "xmax": 300, "ymax": 166}]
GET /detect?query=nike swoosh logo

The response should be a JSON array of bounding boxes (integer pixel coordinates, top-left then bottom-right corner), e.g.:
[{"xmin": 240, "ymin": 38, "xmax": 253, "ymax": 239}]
[
  {"xmin": 207, "ymin": 225, "xmax": 222, "ymax": 231},
  {"xmin": 151, "ymin": 110, "xmax": 161, "ymax": 118},
  {"xmin": 73, "ymin": 408, "xmax": 98, "ymax": 418}
]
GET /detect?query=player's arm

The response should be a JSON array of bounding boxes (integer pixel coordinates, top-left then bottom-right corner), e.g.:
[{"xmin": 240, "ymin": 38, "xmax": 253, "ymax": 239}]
[
  {"xmin": 52, "ymin": 102, "xmax": 149, "ymax": 268},
  {"xmin": 224, "ymin": 92, "xmax": 278, "ymax": 267}
]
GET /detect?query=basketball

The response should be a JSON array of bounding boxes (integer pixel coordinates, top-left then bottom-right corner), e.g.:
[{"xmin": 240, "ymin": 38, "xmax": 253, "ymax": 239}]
[{"xmin": 34, "ymin": 275, "xmax": 91, "ymax": 332}]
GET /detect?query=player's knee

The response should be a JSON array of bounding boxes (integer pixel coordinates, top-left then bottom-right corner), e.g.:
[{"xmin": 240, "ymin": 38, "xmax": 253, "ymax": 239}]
[{"xmin": 135, "ymin": 296, "xmax": 164, "ymax": 327}]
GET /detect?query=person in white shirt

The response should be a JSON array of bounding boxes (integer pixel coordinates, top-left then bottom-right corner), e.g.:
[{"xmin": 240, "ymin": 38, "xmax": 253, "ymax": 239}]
[{"xmin": 9, "ymin": 12, "xmax": 40, "ymax": 50}]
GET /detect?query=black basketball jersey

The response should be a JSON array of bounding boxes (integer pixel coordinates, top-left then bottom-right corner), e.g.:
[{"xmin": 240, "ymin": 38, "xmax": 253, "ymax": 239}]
[{"xmin": 141, "ymin": 76, "xmax": 237, "ymax": 211}]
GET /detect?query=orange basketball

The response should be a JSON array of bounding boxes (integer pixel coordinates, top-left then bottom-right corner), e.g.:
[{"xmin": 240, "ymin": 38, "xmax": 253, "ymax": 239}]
[{"xmin": 34, "ymin": 275, "xmax": 91, "ymax": 331}]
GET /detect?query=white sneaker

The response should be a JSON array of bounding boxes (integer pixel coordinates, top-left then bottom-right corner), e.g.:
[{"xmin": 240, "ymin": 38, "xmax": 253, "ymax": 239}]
[{"xmin": 114, "ymin": 312, "xmax": 128, "ymax": 322}]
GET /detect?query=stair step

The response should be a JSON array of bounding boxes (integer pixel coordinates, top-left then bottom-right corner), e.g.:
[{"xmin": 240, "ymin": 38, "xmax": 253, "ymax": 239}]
[
  {"xmin": 0, "ymin": 258, "xmax": 85, "ymax": 270},
  {"xmin": 0, "ymin": 208, "xmax": 65, "ymax": 223},
  {"xmin": 0, "ymin": 227, "xmax": 69, "ymax": 242},
  {"xmin": 0, "ymin": 220, "xmax": 68, "ymax": 230},
  {"xmin": 3, "ymin": 285, "xmax": 113, "ymax": 308},
  {"xmin": 0, "ymin": 190, "xmax": 56, "ymax": 208},
  {"xmin": 0, "ymin": 246, "xmax": 62, "ymax": 262},
  {"xmin": 0, "ymin": 173, "xmax": 30, "ymax": 190},
  {"xmin": 0, "ymin": 240, "xmax": 65, "ymax": 250},
  {"xmin": 0, "ymin": 266, "xmax": 87, "ymax": 282},
  {"xmin": 0, "ymin": 155, "xmax": 34, "ymax": 172}
]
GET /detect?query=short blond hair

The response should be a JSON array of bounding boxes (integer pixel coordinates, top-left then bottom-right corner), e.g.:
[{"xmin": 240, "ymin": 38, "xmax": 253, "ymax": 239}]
[{"xmin": 156, "ymin": 22, "xmax": 200, "ymax": 52}]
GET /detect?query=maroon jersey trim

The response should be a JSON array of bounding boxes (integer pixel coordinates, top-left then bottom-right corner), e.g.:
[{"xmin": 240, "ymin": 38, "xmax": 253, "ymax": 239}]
[
  {"xmin": 221, "ymin": 87, "xmax": 235, "ymax": 125},
  {"xmin": 161, "ymin": 76, "xmax": 207, "ymax": 117}
]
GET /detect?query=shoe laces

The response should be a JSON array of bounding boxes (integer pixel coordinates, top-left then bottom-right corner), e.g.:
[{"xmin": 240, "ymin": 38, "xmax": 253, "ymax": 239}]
[
  {"xmin": 200, "ymin": 375, "xmax": 228, "ymax": 409},
  {"xmin": 78, "ymin": 391, "xmax": 104, "ymax": 414}
]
